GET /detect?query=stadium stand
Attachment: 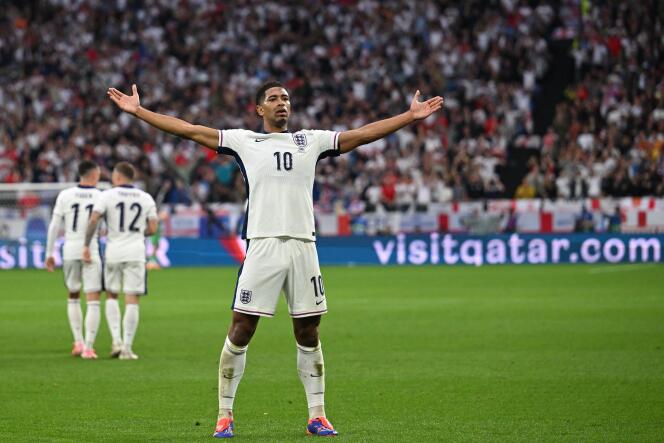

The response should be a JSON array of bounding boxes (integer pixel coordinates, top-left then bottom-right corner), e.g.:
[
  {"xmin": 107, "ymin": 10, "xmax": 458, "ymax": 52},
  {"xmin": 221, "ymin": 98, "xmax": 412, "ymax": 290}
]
[{"xmin": 0, "ymin": 1, "xmax": 662, "ymax": 233}]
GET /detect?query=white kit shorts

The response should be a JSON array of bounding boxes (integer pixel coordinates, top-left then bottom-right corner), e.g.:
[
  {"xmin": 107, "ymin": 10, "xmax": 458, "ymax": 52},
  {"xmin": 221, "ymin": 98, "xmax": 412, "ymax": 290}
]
[
  {"xmin": 104, "ymin": 261, "xmax": 147, "ymax": 295},
  {"xmin": 232, "ymin": 237, "xmax": 327, "ymax": 318},
  {"xmin": 63, "ymin": 259, "xmax": 102, "ymax": 293}
]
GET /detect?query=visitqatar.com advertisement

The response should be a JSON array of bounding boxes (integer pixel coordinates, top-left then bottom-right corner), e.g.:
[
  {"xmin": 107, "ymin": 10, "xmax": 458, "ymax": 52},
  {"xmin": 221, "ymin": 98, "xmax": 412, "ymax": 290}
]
[{"xmin": 1, "ymin": 233, "xmax": 662, "ymax": 270}]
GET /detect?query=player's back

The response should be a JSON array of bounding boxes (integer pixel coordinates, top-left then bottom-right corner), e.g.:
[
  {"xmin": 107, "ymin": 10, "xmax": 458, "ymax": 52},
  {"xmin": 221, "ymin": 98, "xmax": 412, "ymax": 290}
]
[
  {"xmin": 52, "ymin": 185, "xmax": 101, "ymax": 260},
  {"xmin": 94, "ymin": 185, "xmax": 157, "ymax": 263}
]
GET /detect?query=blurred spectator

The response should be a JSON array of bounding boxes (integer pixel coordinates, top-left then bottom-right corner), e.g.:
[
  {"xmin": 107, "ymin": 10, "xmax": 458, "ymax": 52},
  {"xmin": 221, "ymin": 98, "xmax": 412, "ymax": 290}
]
[
  {"xmin": 514, "ymin": 177, "xmax": 536, "ymax": 199},
  {"xmin": 164, "ymin": 179, "xmax": 192, "ymax": 205},
  {"xmin": 0, "ymin": 0, "xmax": 661, "ymax": 208}
]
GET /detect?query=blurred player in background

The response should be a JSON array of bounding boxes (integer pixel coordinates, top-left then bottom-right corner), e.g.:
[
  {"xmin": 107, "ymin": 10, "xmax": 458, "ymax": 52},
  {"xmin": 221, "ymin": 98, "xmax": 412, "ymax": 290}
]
[
  {"xmin": 107, "ymin": 82, "xmax": 443, "ymax": 437},
  {"xmin": 45, "ymin": 160, "xmax": 103, "ymax": 359},
  {"xmin": 83, "ymin": 162, "xmax": 158, "ymax": 360},
  {"xmin": 146, "ymin": 210, "xmax": 168, "ymax": 270}
]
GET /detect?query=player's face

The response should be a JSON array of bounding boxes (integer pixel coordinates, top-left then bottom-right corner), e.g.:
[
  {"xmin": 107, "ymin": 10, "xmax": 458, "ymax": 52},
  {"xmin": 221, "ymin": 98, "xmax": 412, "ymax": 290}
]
[{"xmin": 257, "ymin": 87, "xmax": 291, "ymax": 128}]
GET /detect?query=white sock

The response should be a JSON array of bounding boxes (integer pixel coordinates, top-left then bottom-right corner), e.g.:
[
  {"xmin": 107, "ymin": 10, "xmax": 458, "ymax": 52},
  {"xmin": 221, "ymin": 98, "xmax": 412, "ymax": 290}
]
[
  {"xmin": 297, "ymin": 342, "xmax": 326, "ymax": 419},
  {"xmin": 84, "ymin": 301, "xmax": 100, "ymax": 350},
  {"xmin": 122, "ymin": 304, "xmax": 139, "ymax": 350},
  {"xmin": 67, "ymin": 299, "xmax": 83, "ymax": 343},
  {"xmin": 105, "ymin": 299, "xmax": 122, "ymax": 345},
  {"xmin": 218, "ymin": 336, "xmax": 248, "ymax": 419}
]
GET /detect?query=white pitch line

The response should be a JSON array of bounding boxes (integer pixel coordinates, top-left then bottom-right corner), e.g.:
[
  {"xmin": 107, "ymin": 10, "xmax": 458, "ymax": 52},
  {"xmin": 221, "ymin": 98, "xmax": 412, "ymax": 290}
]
[{"xmin": 588, "ymin": 263, "xmax": 658, "ymax": 274}]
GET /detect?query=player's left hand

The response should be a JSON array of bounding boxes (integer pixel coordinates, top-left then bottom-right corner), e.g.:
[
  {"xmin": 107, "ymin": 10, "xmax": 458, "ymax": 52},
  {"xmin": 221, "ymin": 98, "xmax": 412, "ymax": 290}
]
[
  {"xmin": 409, "ymin": 90, "xmax": 444, "ymax": 120},
  {"xmin": 82, "ymin": 246, "xmax": 91, "ymax": 263},
  {"xmin": 108, "ymin": 84, "xmax": 140, "ymax": 115}
]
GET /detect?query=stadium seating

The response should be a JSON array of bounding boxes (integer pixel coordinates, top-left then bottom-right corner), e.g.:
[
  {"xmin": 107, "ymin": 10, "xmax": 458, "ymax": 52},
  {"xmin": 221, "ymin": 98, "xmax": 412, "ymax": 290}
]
[{"xmin": 0, "ymin": 1, "xmax": 662, "ymax": 214}]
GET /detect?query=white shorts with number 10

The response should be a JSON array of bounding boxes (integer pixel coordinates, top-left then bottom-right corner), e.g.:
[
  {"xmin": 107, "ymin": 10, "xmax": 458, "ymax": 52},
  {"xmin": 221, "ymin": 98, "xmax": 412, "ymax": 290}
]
[{"xmin": 233, "ymin": 237, "xmax": 327, "ymax": 318}]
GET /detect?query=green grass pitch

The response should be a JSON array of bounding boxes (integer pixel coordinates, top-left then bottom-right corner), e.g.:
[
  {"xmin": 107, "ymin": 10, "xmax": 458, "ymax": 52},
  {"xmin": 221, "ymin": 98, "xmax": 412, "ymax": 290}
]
[{"xmin": 1, "ymin": 264, "xmax": 663, "ymax": 442}]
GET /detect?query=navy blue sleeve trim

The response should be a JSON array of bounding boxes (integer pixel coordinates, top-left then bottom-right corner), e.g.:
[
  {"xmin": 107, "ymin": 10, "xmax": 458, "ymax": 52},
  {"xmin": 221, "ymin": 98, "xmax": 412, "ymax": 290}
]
[
  {"xmin": 317, "ymin": 131, "xmax": 341, "ymax": 162},
  {"xmin": 217, "ymin": 146, "xmax": 236, "ymax": 156},
  {"xmin": 317, "ymin": 148, "xmax": 340, "ymax": 163},
  {"xmin": 216, "ymin": 129, "xmax": 236, "ymax": 156}
]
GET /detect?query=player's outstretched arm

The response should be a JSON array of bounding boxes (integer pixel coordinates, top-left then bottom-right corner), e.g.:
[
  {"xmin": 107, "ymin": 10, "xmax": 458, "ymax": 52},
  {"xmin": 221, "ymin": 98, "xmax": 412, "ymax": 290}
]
[
  {"xmin": 338, "ymin": 90, "xmax": 443, "ymax": 153},
  {"xmin": 82, "ymin": 211, "xmax": 102, "ymax": 263},
  {"xmin": 107, "ymin": 84, "xmax": 219, "ymax": 150}
]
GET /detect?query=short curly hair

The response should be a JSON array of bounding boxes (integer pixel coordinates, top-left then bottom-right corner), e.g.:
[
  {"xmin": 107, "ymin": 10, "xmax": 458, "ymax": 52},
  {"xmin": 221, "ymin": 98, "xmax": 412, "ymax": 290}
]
[{"xmin": 255, "ymin": 80, "xmax": 286, "ymax": 105}]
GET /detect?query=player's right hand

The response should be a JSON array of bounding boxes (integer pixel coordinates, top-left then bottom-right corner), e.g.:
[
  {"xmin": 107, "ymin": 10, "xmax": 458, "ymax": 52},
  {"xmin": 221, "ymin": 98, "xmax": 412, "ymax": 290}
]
[
  {"xmin": 45, "ymin": 256, "xmax": 55, "ymax": 272},
  {"xmin": 82, "ymin": 246, "xmax": 92, "ymax": 264},
  {"xmin": 107, "ymin": 84, "xmax": 140, "ymax": 115}
]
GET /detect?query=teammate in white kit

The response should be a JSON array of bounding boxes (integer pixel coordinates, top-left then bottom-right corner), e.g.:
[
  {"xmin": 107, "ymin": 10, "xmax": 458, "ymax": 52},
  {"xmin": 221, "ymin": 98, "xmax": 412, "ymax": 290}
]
[
  {"xmin": 107, "ymin": 81, "xmax": 443, "ymax": 437},
  {"xmin": 45, "ymin": 160, "xmax": 103, "ymax": 359},
  {"xmin": 83, "ymin": 162, "xmax": 158, "ymax": 360}
]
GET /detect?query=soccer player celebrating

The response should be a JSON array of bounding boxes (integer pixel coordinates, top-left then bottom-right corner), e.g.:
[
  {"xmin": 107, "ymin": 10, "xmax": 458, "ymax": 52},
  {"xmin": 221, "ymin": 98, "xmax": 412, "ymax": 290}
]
[
  {"xmin": 83, "ymin": 162, "xmax": 158, "ymax": 360},
  {"xmin": 107, "ymin": 82, "xmax": 443, "ymax": 437},
  {"xmin": 45, "ymin": 160, "xmax": 104, "ymax": 359}
]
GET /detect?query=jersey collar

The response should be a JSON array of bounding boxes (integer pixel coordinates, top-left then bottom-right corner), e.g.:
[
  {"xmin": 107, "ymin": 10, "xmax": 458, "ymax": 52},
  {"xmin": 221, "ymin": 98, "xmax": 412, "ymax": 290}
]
[
  {"xmin": 118, "ymin": 184, "xmax": 134, "ymax": 188},
  {"xmin": 259, "ymin": 127, "xmax": 290, "ymax": 134},
  {"xmin": 77, "ymin": 184, "xmax": 95, "ymax": 189}
]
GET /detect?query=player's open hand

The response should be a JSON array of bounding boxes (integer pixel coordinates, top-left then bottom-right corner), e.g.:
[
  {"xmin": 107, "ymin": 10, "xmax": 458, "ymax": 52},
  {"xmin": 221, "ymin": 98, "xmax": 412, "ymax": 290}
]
[
  {"xmin": 45, "ymin": 256, "xmax": 55, "ymax": 272},
  {"xmin": 108, "ymin": 84, "xmax": 140, "ymax": 115},
  {"xmin": 82, "ymin": 246, "xmax": 91, "ymax": 264},
  {"xmin": 409, "ymin": 90, "xmax": 444, "ymax": 120}
]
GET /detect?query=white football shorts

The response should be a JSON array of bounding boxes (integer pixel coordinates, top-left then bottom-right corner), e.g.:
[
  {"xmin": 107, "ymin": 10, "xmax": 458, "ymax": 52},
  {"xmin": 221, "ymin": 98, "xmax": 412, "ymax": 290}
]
[
  {"xmin": 63, "ymin": 259, "xmax": 102, "ymax": 293},
  {"xmin": 232, "ymin": 237, "xmax": 327, "ymax": 318},
  {"xmin": 104, "ymin": 261, "xmax": 147, "ymax": 295}
]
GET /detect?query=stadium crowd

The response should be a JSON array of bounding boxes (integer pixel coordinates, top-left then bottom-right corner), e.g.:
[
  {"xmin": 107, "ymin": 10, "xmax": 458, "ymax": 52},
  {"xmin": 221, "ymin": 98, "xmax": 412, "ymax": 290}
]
[{"xmin": 0, "ymin": 0, "xmax": 662, "ymax": 213}]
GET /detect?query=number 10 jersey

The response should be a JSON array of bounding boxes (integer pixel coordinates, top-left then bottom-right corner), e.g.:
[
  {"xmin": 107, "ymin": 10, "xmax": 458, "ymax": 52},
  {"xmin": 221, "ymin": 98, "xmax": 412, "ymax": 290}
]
[{"xmin": 217, "ymin": 129, "xmax": 341, "ymax": 241}]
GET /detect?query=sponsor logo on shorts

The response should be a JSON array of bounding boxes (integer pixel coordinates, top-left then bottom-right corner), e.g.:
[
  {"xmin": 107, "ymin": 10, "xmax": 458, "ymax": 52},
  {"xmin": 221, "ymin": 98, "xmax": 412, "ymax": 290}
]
[{"xmin": 240, "ymin": 289, "xmax": 252, "ymax": 304}]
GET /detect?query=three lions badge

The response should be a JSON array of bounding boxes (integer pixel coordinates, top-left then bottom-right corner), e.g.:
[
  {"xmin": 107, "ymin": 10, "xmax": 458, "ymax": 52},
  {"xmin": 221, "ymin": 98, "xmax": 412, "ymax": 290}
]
[
  {"xmin": 240, "ymin": 289, "xmax": 252, "ymax": 304},
  {"xmin": 292, "ymin": 132, "xmax": 307, "ymax": 152}
]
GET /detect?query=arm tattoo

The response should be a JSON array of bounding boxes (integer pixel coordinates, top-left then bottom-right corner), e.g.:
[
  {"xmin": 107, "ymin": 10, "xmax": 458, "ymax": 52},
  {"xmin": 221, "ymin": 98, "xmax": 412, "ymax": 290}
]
[{"xmin": 84, "ymin": 217, "xmax": 99, "ymax": 247}]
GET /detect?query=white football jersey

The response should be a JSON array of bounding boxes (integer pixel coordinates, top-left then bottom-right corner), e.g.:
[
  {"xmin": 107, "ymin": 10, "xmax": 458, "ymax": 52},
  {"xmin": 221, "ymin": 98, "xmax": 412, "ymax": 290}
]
[
  {"xmin": 93, "ymin": 185, "xmax": 158, "ymax": 263},
  {"xmin": 49, "ymin": 185, "xmax": 102, "ymax": 260},
  {"xmin": 217, "ymin": 129, "xmax": 341, "ymax": 240}
]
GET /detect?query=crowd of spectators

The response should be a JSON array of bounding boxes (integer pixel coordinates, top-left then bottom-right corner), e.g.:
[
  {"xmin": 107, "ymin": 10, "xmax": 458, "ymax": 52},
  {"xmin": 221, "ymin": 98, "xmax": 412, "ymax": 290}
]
[
  {"xmin": 0, "ymin": 0, "xmax": 662, "ymax": 215},
  {"xmin": 515, "ymin": 0, "xmax": 664, "ymax": 200}
]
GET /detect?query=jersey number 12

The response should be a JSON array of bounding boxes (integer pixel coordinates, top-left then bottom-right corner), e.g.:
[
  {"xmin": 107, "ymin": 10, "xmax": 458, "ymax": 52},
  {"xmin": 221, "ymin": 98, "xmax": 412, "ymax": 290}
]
[{"xmin": 115, "ymin": 202, "xmax": 142, "ymax": 232}]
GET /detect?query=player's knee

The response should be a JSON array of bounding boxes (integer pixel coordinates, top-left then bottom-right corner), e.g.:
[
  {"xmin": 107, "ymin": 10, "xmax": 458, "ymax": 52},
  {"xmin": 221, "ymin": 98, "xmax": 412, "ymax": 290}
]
[
  {"xmin": 228, "ymin": 325, "xmax": 255, "ymax": 347},
  {"xmin": 228, "ymin": 314, "xmax": 259, "ymax": 346},
  {"xmin": 293, "ymin": 315, "xmax": 320, "ymax": 347},
  {"xmin": 68, "ymin": 292, "xmax": 80, "ymax": 299},
  {"xmin": 125, "ymin": 294, "xmax": 140, "ymax": 304},
  {"xmin": 294, "ymin": 324, "xmax": 319, "ymax": 347}
]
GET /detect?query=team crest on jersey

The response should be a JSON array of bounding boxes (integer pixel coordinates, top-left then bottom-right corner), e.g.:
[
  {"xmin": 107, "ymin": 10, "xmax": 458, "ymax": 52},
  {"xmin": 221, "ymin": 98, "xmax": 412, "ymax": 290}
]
[
  {"xmin": 240, "ymin": 289, "xmax": 252, "ymax": 304},
  {"xmin": 292, "ymin": 132, "xmax": 307, "ymax": 151}
]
